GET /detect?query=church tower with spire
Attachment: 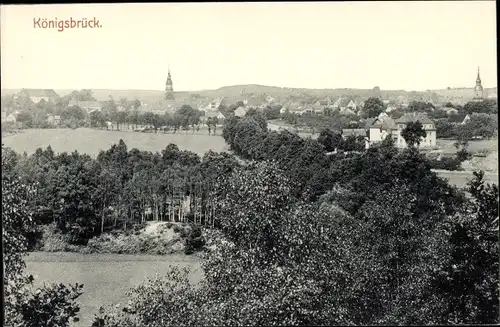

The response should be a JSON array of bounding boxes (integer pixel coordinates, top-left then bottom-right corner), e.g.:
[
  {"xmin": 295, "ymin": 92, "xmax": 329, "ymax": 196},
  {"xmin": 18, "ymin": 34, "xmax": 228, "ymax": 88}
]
[
  {"xmin": 473, "ymin": 66, "xmax": 484, "ymax": 102},
  {"xmin": 165, "ymin": 68, "xmax": 175, "ymax": 100}
]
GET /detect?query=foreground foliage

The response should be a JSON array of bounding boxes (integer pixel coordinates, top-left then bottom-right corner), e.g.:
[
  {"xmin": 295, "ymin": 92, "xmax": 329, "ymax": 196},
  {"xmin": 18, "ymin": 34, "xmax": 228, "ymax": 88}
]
[
  {"xmin": 2, "ymin": 150, "xmax": 84, "ymax": 327},
  {"xmin": 93, "ymin": 158, "xmax": 499, "ymax": 325}
]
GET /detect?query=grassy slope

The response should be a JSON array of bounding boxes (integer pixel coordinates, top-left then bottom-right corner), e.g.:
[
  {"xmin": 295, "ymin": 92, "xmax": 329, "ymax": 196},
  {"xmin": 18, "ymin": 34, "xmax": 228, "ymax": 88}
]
[{"xmin": 25, "ymin": 252, "xmax": 202, "ymax": 327}]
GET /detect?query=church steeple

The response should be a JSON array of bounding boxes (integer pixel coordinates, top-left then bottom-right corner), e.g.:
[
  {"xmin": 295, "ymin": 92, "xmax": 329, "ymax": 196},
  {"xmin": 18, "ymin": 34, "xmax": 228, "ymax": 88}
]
[
  {"xmin": 473, "ymin": 66, "xmax": 483, "ymax": 101},
  {"xmin": 165, "ymin": 66, "xmax": 174, "ymax": 100}
]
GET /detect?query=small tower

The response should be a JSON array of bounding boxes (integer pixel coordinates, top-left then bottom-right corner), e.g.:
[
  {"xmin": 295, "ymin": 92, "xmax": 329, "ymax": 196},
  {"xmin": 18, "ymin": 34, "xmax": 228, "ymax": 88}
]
[
  {"xmin": 473, "ymin": 66, "xmax": 484, "ymax": 102},
  {"xmin": 165, "ymin": 67, "xmax": 175, "ymax": 100}
]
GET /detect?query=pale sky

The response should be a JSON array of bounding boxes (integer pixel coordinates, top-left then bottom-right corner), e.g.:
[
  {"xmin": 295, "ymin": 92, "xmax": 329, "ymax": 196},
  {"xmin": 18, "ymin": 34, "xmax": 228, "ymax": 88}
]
[{"xmin": 1, "ymin": 2, "xmax": 497, "ymax": 92}]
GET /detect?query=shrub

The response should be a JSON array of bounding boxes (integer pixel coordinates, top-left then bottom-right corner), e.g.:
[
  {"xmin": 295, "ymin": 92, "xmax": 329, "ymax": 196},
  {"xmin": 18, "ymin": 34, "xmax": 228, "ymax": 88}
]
[
  {"xmin": 429, "ymin": 157, "xmax": 462, "ymax": 171},
  {"xmin": 184, "ymin": 225, "xmax": 205, "ymax": 255},
  {"xmin": 172, "ymin": 224, "xmax": 182, "ymax": 234}
]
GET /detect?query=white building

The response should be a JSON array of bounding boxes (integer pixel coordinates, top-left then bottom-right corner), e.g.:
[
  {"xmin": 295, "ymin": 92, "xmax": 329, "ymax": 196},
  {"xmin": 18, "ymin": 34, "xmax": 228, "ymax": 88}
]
[{"xmin": 367, "ymin": 112, "xmax": 437, "ymax": 148}]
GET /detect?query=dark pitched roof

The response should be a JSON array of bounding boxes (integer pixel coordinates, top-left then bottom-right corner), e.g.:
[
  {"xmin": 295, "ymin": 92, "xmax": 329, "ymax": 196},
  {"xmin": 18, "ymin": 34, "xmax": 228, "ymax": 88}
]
[
  {"xmin": 364, "ymin": 117, "xmax": 376, "ymax": 129},
  {"xmin": 342, "ymin": 129, "xmax": 366, "ymax": 137},
  {"xmin": 369, "ymin": 116, "xmax": 397, "ymax": 130},
  {"xmin": 448, "ymin": 114, "xmax": 469, "ymax": 123},
  {"xmin": 395, "ymin": 112, "xmax": 434, "ymax": 125}
]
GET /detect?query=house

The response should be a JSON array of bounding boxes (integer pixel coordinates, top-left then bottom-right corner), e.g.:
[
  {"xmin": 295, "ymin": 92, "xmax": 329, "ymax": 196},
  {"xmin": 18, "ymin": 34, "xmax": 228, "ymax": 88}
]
[
  {"xmin": 333, "ymin": 97, "xmax": 357, "ymax": 113},
  {"xmin": 243, "ymin": 97, "xmax": 264, "ymax": 108},
  {"xmin": 346, "ymin": 100, "xmax": 357, "ymax": 111},
  {"xmin": 393, "ymin": 113, "xmax": 437, "ymax": 148},
  {"xmin": 339, "ymin": 108, "xmax": 356, "ymax": 116},
  {"xmin": 152, "ymin": 109, "xmax": 166, "ymax": 116},
  {"xmin": 312, "ymin": 103, "xmax": 325, "ymax": 115},
  {"xmin": 54, "ymin": 115, "xmax": 61, "ymax": 125},
  {"xmin": 5, "ymin": 113, "xmax": 17, "ymax": 124},
  {"xmin": 201, "ymin": 110, "xmax": 225, "ymax": 122},
  {"xmin": 69, "ymin": 100, "xmax": 102, "ymax": 113},
  {"xmin": 46, "ymin": 114, "xmax": 55, "ymax": 125},
  {"xmin": 234, "ymin": 106, "xmax": 249, "ymax": 117},
  {"xmin": 18, "ymin": 89, "xmax": 59, "ymax": 103},
  {"xmin": 266, "ymin": 95, "xmax": 276, "ymax": 103},
  {"xmin": 280, "ymin": 107, "xmax": 288, "ymax": 115},
  {"xmin": 207, "ymin": 97, "xmax": 227, "ymax": 110},
  {"xmin": 300, "ymin": 107, "xmax": 314, "ymax": 115},
  {"xmin": 367, "ymin": 113, "xmax": 399, "ymax": 146},
  {"xmin": 386, "ymin": 104, "xmax": 398, "ymax": 113},
  {"xmin": 342, "ymin": 128, "xmax": 367, "ymax": 138},
  {"xmin": 448, "ymin": 114, "xmax": 470, "ymax": 125},
  {"xmin": 445, "ymin": 108, "xmax": 459, "ymax": 116}
]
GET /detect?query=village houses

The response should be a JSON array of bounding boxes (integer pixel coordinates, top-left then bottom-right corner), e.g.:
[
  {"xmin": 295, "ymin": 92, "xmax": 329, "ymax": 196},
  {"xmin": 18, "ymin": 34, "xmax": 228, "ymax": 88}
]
[
  {"xmin": 17, "ymin": 89, "xmax": 59, "ymax": 104},
  {"xmin": 68, "ymin": 100, "xmax": 103, "ymax": 114},
  {"xmin": 46, "ymin": 114, "xmax": 62, "ymax": 126},
  {"xmin": 366, "ymin": 112, "xmax": 437, "ymax": 148}
]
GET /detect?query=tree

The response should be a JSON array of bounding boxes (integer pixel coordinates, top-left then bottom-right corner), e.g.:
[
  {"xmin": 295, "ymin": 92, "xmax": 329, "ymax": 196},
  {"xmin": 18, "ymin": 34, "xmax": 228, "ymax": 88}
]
[
  {"xmin": 16, "ymin": 111, "xmax": 33, "ymax": 127},
  {"xmin": 465, "ymin": 113, "xmax": 498, "ymax": 139},
  {"xmin": 436, "ymin": 172, "xmax": 499, "ymax": 324},
  {"xmin": 401, "ymin": 121, "xmax": 426, "ymax": 147},
  {"xmin": 408, "ymin": 101, "xmax": 435, "ymax": 113},
  {"xmin": 317, "ymin": 128, "xmax": 342, "ymax": 152},
  {"xmin": 463, "ymin": 99, "xmax": 498, "ymax": 114},
  {"xmin": 133, "ymin": 99, "xmax": 141, "ymax": 110},
  {"xmin": 363, "ymin": 97, "xmax": 385, "ymax": 118},
  {"xmin": 2, "ymin": 147, "xmax": 84, "ymax": 326}
]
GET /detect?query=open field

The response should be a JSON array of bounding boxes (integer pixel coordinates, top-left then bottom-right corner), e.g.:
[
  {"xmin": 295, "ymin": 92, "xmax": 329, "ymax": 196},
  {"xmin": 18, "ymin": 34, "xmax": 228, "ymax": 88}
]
[
  {"xmin": 436, "ymin": 138, "xmax": 498, "ymax": 155},
  {"xmin": 25, "ymin": 252, "xmax": 202, "ymax": 327},
  {"xmin": 433, "ymin": 169, "xmax": 499, "ymax": 188},
  {"xmin": 1, "ymin": 128, "xmax": 228, "ymax": 157}
]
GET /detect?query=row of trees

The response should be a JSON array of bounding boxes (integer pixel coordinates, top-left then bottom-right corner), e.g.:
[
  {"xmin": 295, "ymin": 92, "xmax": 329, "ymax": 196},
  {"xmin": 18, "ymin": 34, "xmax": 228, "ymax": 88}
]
[
  {"xmin": 435, "ymin": 112, "xmax": 498, "ymax": 139},
  {"xmin": 2, "ymin": 141, "xmax": 240, "ymax": 245}
]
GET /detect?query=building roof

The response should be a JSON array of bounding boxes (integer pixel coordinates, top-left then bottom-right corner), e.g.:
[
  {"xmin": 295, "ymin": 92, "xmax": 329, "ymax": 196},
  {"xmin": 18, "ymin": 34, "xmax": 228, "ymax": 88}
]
[
  {"xmin": 369, "ymin": 115, "xmax": 398, "ymax": 130},
  {"xmin": 342, "ymin": 129, "xmax": 366, "ymax": 137},
  {"xmin": 395, "ymin": 112, "xmax": 434, "ymax": 125},
  {"xmin": 205, "ymin": 110, "xmax": 225, "ymax": 118},
  {"xmin": 333, "ymin": 97, "xmax": 352, "ymax": 107},
  {"xmin": 19, "ymin": 88, "xmax": 59, "ymax": 98},
  {"xmin": 234, "ymin": 106, "xmax": 249, "ymax": 117},
  {"xmin": 448, "ymin": 113, "xmax": 469, "ymax": 123}
]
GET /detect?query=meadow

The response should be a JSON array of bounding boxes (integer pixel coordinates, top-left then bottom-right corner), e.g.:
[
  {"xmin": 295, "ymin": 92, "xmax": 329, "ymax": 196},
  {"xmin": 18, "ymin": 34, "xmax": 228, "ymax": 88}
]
[
  {"xmin": 25, "ymin": 252, "xmax": 202, "ymax": 327},
  {"xmin": 1, "ymin": 128, "xmax": 228, "ymax": 157}
]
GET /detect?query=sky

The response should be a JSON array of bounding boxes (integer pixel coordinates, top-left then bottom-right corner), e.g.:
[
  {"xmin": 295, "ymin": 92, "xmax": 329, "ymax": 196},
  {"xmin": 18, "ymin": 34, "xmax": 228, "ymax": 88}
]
[{"xmin": 1, "ymin": 2, "xmax": 497, "ymax": 92}]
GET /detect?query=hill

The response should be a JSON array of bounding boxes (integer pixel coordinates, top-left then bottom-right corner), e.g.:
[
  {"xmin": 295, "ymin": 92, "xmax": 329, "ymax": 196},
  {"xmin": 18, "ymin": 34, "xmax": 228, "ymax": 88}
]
[{"xmin": 2, "ymin": 85, "xmax": 497, "ymax": 103}]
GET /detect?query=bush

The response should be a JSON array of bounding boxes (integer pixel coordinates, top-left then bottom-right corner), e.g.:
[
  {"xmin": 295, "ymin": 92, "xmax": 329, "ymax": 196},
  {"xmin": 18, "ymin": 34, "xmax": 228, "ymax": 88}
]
[
  {"xmin": 429, "ymin": 157, "xmax": 462, "ymax": 171},
  {"xmin": 184, "ymin": 225, "xmax": 205, "ymax": 255},
  {"xmin": 172, "ymin": 224, "xmax": 182, "ymax": 234},
  {"xmin": 40, "ymin": 224, "xmax": 83, "ymax": 252}
]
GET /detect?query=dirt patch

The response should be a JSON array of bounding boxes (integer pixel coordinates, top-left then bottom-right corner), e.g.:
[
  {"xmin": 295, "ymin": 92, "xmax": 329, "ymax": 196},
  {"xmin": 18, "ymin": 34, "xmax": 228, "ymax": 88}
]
[{"xmin": 461, "ymin": 150, "xmax": 498, "ymax": 173}]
